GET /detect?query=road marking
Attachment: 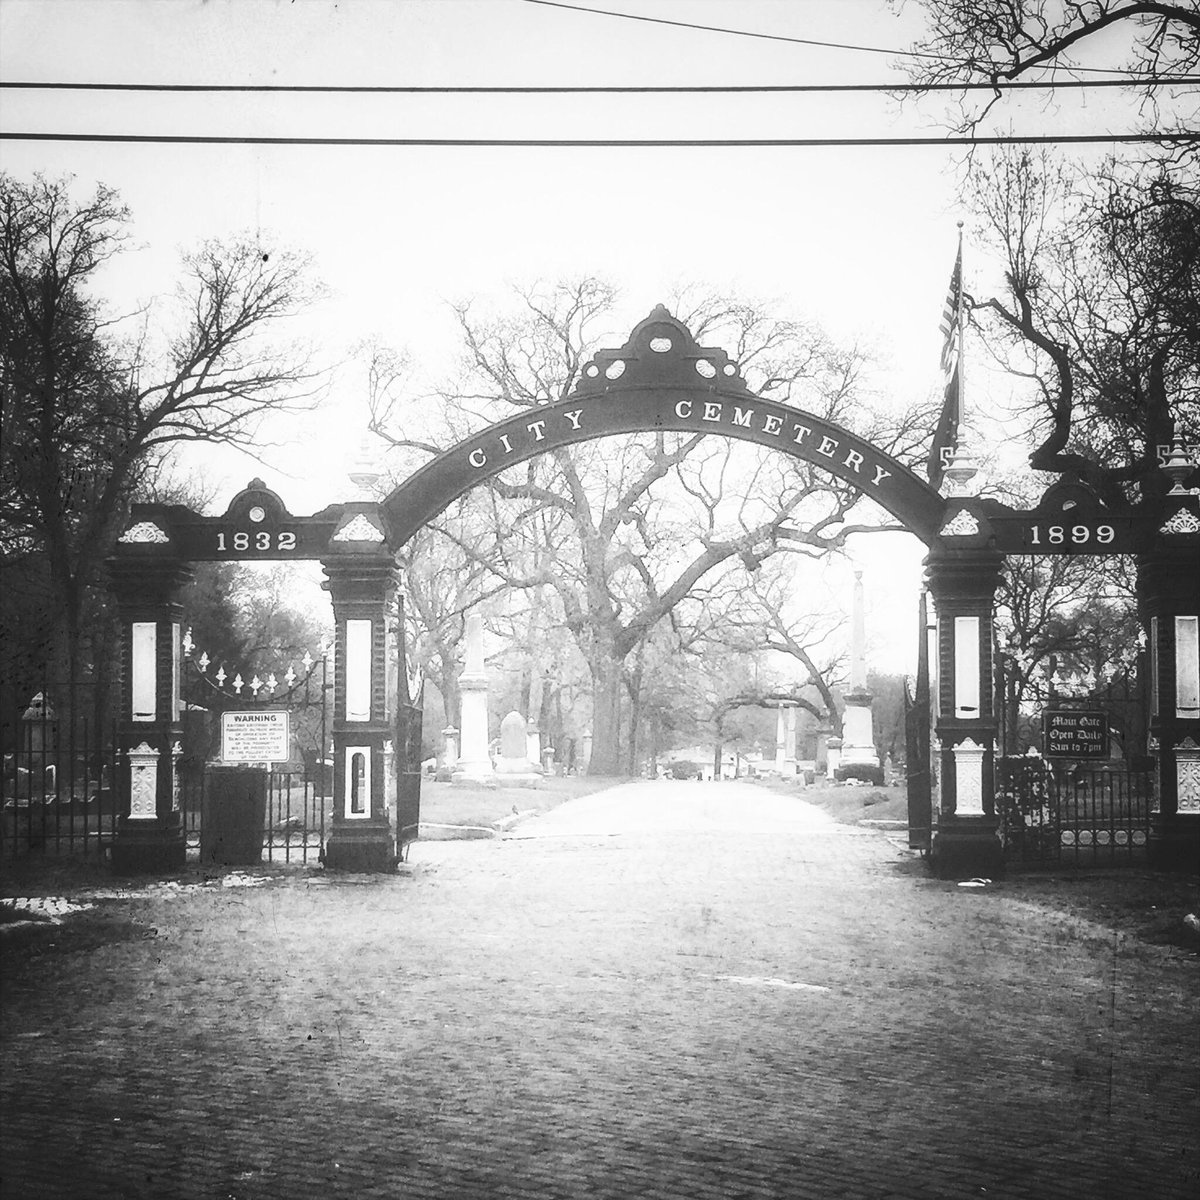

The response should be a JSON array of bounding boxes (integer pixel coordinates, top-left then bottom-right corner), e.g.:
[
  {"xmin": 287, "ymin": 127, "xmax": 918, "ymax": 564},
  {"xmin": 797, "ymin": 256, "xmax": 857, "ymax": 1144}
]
[{"xmin": 715, "ymin": 975, "xmax": 831, "ymax": 993}]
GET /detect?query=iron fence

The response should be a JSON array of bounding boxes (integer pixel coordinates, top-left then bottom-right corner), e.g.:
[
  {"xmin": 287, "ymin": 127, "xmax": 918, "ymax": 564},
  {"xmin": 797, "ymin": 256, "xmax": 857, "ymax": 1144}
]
[
  {"xmin": 179, "ymin": 764, "xmax": 329, "ymax": 865},
  {"xmin": 1, "ymin": 682, "xmax": 120, "ymax": 860},
  {"xmin": 996, "ymin": 757, "xmax": 1153, "ymax": 867},
  {"xmin": 2, "ymin": 666, "xmax": 331, "ymax": 866}
]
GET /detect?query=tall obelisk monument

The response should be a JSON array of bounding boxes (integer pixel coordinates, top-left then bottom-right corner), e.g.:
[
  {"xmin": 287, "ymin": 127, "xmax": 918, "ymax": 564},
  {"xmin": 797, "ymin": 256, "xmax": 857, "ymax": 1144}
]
[
  {"xmin": 452, "ymin": 612, "xmax": 497, "ymax": 786},
  {"xmin": 838, "ymin": 570, "xmax": 882, "ymax": 783}
]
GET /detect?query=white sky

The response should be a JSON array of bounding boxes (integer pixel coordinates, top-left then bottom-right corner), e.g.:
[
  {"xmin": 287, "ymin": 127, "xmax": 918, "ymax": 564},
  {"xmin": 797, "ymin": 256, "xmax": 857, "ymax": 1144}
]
[{"xmin": 0, "ymin": 0, "xmax": 1166, "ymax": 674}]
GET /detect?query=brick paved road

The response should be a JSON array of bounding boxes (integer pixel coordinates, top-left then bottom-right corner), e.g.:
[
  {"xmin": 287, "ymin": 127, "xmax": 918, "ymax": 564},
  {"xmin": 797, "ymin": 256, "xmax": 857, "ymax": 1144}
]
[{"xmin": 2, "ymin": 780, "xmax": 1197, "ymax": 1199}]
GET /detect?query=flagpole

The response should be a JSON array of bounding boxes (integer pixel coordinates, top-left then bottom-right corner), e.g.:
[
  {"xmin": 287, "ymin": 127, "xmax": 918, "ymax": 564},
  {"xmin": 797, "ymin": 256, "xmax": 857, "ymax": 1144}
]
[{"xmin": 955, "ymin": 220, "xmax": 965, "ymax": 445}]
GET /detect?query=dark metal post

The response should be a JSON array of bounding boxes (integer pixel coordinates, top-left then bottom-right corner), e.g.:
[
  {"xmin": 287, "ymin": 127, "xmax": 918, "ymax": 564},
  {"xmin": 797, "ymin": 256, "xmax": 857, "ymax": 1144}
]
[{"xmin": 906, "ymin": 590, "xmax": 933, "ymax": 850}]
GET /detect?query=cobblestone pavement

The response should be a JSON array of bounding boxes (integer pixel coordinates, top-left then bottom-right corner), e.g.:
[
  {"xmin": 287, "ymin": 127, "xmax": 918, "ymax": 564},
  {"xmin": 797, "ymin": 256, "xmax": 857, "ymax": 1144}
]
[{"xmin": 2, "ymin": 780, "xmax": 1197, "ymax": 1200}]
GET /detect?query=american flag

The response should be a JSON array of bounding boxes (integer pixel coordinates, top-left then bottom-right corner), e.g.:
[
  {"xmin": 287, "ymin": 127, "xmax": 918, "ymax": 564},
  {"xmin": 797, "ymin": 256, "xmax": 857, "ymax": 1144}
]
[{"xmin": 927, "ymin": 236, "xmax": 963, "ymax": 487}]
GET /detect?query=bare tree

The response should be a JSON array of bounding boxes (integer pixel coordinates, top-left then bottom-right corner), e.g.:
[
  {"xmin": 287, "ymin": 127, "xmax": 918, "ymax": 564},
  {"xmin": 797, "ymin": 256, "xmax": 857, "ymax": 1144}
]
[
  {"xmin": 894, "ymin": 1, "xmax": 1199, "ymax": 134},
  {"xmin": 994, "ymin": 552, "xmax": 1140, "ymax": 751},
  {"xmin": 962, "ymin": 149, "xmax": 1198, "ymax": 499},
  {"xmin": 0, "ymin": 173, "xmax": 323, "ymax": 680},
  {"xmin": 696, "ymin": 557, "xmax": 850, "ymax": 738},
  {"xmin": 369, "ymin": 280, "xmax": 921, "ymax": 775}
]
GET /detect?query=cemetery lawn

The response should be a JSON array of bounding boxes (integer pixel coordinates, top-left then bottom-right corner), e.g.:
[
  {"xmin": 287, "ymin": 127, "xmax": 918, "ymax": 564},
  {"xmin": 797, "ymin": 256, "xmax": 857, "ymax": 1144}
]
[
  {"xmin": 752, "ymin": 777, "xmax": 910, "ymax": 826},
  {"xmin": 418, "ymin": 775, "xmax": 624, "ymax": 836}
]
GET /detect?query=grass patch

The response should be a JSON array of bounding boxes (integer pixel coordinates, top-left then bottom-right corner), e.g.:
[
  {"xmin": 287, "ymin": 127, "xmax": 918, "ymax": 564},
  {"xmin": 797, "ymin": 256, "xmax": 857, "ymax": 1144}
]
[
  {"xmin": 991, "ymin": 869, "xmax": 1200, "ymax": 954},
  {"xmin": 751, "ymin": 776, "xmax": 910, "ymax": 825},
  {"xmin": 418, "ymin": 774, "xmax": 626, "ymax": 832}
]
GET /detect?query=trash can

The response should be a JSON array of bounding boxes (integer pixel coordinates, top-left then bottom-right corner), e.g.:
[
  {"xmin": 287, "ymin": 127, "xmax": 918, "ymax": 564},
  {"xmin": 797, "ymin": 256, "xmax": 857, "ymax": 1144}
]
[{"xmin": 201, "ymin": 766, "xmax": 268, "ymax": 866}]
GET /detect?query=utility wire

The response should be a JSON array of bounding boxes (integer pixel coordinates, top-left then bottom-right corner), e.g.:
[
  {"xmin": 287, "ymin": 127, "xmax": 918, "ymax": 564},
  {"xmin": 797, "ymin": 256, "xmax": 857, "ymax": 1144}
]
[
  {"xmin": 520, "ymin": 0, "xmax": 964, "ymax": 60},
  {"xmin": 519, "ymin": 0, "xmax": 1175, "ymax": 76},
  {"xmin": 1, "ymin": 131, "xmax": 1190, "ymax": 147},
  {"xmin": 3, "ymin": 78, "xmax": 1197, "ymax": 95}
]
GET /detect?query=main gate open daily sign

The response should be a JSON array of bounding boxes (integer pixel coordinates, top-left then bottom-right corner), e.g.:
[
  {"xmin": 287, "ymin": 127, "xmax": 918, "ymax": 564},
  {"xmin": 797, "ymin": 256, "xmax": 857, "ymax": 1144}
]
[
  {"xmin": 221, "ymin": 711, "xmax": 290, "ymax": 764},
  {"xmin": 1042, "ymin": 710, "xmax": 1110, "ymax": 760}
]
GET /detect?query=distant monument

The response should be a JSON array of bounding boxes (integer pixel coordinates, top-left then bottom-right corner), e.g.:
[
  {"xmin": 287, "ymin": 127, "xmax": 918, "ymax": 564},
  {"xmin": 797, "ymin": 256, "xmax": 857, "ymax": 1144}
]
[
  {"xmin": 494, "ymin": 711, "xmax": 543, "ymax": 786},
  {"xmin": 437, "ymin": 725, "xmax": 458, "ymax": 782},
  {"xmin": 836, "ymin": 570, "xmax": 883, "ymax": 785},
  {"xmin": 526, "ymin": 665, "xmax": 544, "ymax": 768},
  {"xmin": 452, "ymin": 613, "xmax": 497, "ymax": 787},
  {"xmin": 773, "ymin": 701, "xmax": 798, "ymax": 776}
]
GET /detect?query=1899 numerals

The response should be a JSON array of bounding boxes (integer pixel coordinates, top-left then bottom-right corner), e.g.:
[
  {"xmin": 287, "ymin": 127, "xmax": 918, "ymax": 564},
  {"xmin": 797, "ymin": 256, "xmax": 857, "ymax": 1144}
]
[
  {"xmin": 1028, "ymin": 524, "xmax": 1115, "ymax": 546},
  {"xmin": 216, "ymin": 530, "xmax": 298, "ymax": 552}
]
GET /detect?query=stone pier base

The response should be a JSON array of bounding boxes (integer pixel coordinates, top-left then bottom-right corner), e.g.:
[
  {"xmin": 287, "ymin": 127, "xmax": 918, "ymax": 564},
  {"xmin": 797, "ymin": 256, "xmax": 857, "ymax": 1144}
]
[
  {"xmin": 110, "ymin": 816, "xmax": 186, "ymax": 875},
  {"xmin": 321, "ymin": 820, "xmax": 396, "ymax": 872},
  {"xmin": 930, "ymin": 817, "xmax": 1004, "ymax": 880}
]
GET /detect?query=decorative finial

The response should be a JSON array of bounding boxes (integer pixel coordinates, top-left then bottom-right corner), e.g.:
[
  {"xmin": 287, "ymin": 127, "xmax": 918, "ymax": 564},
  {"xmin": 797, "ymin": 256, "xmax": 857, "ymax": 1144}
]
[
  {"xmin": 348, "ymin": 432, "xmax": 383, "ymax": 498},
  {"xmin": 941, "ymin": 438, "xmax": 981, "ymax": 498},
  {"xmin": 1161, "ymin": 430, "xmax": 1196, "ymax": 495}
]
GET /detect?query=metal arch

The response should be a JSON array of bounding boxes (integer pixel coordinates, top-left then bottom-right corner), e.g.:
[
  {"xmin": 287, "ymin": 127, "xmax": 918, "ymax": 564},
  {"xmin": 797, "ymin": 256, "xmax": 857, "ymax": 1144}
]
[{"xmin": 380, "ymin": 306, "xmax": 947, "ymax": 547}]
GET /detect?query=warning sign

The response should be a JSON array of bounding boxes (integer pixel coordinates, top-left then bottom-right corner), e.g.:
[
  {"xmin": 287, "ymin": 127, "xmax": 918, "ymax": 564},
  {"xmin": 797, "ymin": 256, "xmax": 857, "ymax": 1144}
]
[
  {"xmin": 1042, "ymin": 709, "xmax": 1110, "ymax": 760},
  {"xmin": 221, "ymin": 710, "xmax": 290, "ymax": 763}
]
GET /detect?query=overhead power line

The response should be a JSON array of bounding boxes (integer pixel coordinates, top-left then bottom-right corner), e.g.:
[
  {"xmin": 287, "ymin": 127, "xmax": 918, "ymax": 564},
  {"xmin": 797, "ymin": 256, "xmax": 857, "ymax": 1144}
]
[
  {"xmin": 519, "ymin": 0, "xmax": 1174, "ymax": 76},
  {"xmin": 1, "ymin": 131, "xmax": 1191, "ymax": 148},
  {"xmin": 3, "ymin": 78, "xmax": 1197, "ymax": 95},
  {"xmin": 520, "ymin": 0, "xmax": 963, "ymax": 60}
]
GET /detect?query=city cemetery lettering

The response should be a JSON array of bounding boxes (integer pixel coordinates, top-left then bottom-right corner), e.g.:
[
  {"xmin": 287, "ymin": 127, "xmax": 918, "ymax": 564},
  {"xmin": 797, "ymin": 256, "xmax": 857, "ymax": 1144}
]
[{"xmin": 462, "ymin": 397, "xmax": 895, "ymax": 493}]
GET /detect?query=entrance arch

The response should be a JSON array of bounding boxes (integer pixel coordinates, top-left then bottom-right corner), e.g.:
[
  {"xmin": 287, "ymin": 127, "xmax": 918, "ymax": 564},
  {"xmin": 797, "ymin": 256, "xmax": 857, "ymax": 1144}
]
[
  {"xmin": 381, "ymin": 306, "xmax": 945, "ymax": 547},
  {"xmin": 107, "ymin": 307, "xmax": 1200, "ymax": 876}
]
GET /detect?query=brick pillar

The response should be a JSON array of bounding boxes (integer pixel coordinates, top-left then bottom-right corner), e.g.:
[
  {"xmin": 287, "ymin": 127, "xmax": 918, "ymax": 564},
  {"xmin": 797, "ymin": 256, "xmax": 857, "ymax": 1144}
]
[
  {"xmin": 925, "ymin": 549, "xmax": 1005, "ymax": 878},
  {"xmin": 108, "ymin": 551, "xmax": 194, "ymax": 873},
  {"xmin": 1138, "ymin": 548, "xmax": 1200, "ymax": 870},
  {"xmin": 321, "ymin": 508, "xmax": 398, "ymax": 872}
]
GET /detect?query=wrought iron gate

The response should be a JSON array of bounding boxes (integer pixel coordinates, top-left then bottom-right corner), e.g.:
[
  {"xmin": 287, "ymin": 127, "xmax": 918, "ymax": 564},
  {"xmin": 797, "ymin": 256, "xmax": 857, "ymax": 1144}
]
[
  {"xmin": 996, "ymin": 759, "xmax": 1153, "ymax": 867},
  {"xmin": 393, "ymin": 622, "xmax": 423, "ymax": 860},
  {"xmin": 395, "ymin": 695, "xmax": 423, "ymax": 857},
  {"xmin": 1, "ymin": 682, "xmax": 120, "ymax": 859},
  {"xmin": 180, "ymin": 649, "xmax": 331, "ymax": 865}
]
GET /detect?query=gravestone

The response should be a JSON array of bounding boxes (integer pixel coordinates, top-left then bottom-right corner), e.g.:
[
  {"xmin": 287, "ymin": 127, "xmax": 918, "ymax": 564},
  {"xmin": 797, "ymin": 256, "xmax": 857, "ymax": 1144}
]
[{"xmin": 494, "ymin": 710, "xmax": 542, "ymax": 786}]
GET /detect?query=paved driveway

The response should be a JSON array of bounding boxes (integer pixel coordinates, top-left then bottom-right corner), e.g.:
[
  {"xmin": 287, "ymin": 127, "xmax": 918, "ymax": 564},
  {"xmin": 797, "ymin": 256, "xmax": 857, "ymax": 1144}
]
[{"xmin": 2, "ymin": 780, "xmax": 1197, "ymax": 1199}]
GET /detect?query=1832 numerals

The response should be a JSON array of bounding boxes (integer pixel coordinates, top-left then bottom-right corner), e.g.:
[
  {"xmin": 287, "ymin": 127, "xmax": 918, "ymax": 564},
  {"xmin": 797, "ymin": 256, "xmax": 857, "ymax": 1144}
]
[{"xmin": 216, "ymin": 530, "xmax": 298, "ymax": 553}]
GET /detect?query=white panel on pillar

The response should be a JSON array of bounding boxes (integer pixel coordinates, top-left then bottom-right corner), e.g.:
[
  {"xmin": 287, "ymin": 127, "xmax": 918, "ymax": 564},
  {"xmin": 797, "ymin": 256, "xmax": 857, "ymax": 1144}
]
[
  {"xmin": 345, "ymin": 746, "xmax": 371, "ymax": 819},
  {"xmin": 128, "ymin": 742, "xmax": 160, "ymax": 819},
  {"xmin": 1175, "ymin": 616, "xmax": 1199, "ymax": 719},
  {"xmin": 928, "ymin": 619, "xmax": 940, "ymax": 720},
  {"xmin": 954, "ymin": 617, "xmax": 980, "ymax": 718},
  {"xmin": 1150, "ymin": 617, "xmax": 1160, "ymax": 717},
  {"xmin": 171, "ymin": 742, "xmax": 182, "ymax": 812},
  {"xmin": 171, "ymin": 622, "xmax": 181, "ymax": 722},
  {"xmin": 132, "ymin": 622, "xmax": 157, "ymax": 721},
  {"xmin": 953, "ymin": 738, "xmax": 986, "ymax": 815},
  {"xmin": 1176, "ymin": 740, "xmax": 1200, "ymax": 814},
  {"xmin": 346, "ymin": 619, "xmax": 372, "ymax": 722}
]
